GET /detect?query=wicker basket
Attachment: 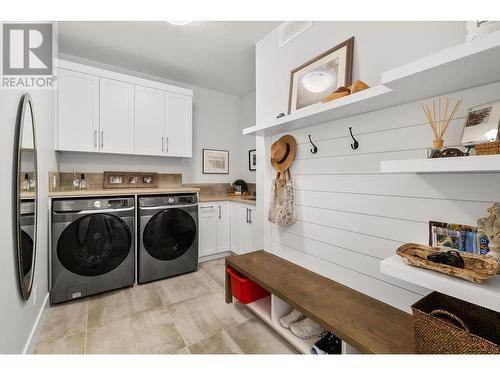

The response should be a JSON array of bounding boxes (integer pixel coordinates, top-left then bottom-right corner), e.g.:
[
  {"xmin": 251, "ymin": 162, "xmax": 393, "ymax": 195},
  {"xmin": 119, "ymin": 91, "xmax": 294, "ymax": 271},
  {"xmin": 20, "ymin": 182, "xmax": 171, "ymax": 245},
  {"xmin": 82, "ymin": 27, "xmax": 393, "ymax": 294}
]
[
  {"xmin": 476, "ymin": 141, "xmax": 500, "ymax": 155},
  {"xmin": 412, "ymin": 292, "xmax": 500, "ymax": 354}
]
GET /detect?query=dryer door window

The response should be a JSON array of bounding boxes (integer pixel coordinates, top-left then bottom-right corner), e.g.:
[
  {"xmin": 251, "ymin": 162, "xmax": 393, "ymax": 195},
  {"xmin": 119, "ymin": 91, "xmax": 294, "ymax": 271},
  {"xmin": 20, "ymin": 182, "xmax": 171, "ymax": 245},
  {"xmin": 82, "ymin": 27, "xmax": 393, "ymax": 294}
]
[
  {"xmin": 57, "ymin": 213, "xmax": 132, "ymax": 276},
  {"xmin": 143, "ymin": 208, "xmax": 196, "ymax": 261}
]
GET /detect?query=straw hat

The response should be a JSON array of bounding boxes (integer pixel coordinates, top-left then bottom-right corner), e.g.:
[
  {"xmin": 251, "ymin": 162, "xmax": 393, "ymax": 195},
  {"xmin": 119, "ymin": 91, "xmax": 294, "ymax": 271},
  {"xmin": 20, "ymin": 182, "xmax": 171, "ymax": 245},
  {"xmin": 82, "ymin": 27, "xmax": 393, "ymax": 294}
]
[{"xmin": 271, "ymin": 135, "xmax": 297, "ymax": 172}]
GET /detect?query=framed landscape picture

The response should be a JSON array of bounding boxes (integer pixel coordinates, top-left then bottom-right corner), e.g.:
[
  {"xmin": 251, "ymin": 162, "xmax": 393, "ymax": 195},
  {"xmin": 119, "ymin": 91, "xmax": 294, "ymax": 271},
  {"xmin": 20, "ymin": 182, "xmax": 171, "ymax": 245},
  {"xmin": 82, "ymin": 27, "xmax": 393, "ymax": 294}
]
[
  {"xmin": 288, "ymin": 37, "xmax": 354, "ymax": 114},
  {"xmin": 249, "ymin": 149, "xmax": 256, "ymax": 171},
  {"xmin": 202, "ymin": 149, "xmax": 229, "ymax": 174}
]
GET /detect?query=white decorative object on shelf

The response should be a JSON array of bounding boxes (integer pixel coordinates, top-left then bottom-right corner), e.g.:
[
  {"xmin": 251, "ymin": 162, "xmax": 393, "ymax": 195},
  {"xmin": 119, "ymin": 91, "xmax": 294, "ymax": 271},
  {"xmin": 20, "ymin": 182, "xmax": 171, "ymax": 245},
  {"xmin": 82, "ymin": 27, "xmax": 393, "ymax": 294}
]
[
  {"xmin": 477, "ymin": 203, "xmax": 500, "ymax": 262},
  {"xmin": 466, "ymin": 21, "xmax": 500, "ymax": 42}
]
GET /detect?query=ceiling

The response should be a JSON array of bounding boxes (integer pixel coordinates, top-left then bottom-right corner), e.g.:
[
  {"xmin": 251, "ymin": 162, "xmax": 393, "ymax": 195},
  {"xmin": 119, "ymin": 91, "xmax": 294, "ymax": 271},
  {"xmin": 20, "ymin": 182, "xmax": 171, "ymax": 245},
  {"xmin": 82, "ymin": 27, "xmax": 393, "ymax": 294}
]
[{"xmin": 58, "ymin": 21, "xmax": 280, "ymax": 96}]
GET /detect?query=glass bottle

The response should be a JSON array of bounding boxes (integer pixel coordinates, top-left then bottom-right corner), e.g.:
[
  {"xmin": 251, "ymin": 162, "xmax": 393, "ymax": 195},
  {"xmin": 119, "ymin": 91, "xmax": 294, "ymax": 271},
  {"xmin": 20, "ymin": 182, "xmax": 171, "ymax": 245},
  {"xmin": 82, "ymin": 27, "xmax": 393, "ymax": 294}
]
[
  {"xmin": 72, "ymin": 171, "xmax": 80, "ymax": 190},
  {"xmin": 29, "ymin": 171, "xmax": 36, "ymax": 190},
  {"xmin": 22, "ymin": 173, "xmax": 30, "ymax": 191},
  {"xmin": 79, "ymin": 174, "xmax": 88, "ymax": 190}
]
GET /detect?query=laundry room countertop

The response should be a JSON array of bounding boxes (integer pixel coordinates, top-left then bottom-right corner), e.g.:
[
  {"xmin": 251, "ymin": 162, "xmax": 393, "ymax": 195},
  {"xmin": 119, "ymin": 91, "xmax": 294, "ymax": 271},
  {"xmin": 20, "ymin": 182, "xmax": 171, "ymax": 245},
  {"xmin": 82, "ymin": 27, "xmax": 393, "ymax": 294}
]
[
  {"xmin": 199, "ymin": 195, "xmax": 257, "ymax": 206},
  {"xmin": 48, "ymin": 186, "xmax": 200, "ymax": 198}
]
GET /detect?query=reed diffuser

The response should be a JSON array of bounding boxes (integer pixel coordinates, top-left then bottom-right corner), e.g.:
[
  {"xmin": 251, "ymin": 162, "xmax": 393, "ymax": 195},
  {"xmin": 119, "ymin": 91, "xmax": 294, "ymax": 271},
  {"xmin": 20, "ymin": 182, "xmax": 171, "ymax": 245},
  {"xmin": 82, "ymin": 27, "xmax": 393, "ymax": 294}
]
[{"xmin": 421, "ymin": 98, "xmax": 462, "ymax": 150}]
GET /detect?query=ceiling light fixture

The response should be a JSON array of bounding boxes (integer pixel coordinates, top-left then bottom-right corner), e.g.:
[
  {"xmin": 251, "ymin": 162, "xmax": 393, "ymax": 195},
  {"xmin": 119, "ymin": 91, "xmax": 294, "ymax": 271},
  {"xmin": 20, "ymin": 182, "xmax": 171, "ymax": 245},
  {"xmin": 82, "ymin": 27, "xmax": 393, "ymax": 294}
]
[{"xmin": 167, "ymin": 21, "xmax": 193, "ymax": 26}]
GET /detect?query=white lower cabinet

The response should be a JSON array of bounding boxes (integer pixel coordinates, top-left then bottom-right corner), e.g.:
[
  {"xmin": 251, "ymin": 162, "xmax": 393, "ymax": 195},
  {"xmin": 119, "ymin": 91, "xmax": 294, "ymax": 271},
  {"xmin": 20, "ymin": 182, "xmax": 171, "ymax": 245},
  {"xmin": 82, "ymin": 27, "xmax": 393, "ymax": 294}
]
[
  {"xmin": 230, "ymin": 203, "xmax": 257, "ymax": 254},
  {"xmin": 217, "ymin": 202, "xmax": 231, "ymax": 252},
  {"xmin": 198, "ymin": 203, "xmax": 218, "ymax": 257},
  {"xmin": 199, "ymin": 201, "xmax": 257, "ymax": 258}
]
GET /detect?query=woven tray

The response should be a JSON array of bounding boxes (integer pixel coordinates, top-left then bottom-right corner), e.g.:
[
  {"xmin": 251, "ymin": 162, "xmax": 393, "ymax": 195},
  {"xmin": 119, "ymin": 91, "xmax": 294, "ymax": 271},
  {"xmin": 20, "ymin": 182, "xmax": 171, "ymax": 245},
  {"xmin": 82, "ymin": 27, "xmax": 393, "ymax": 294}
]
[
  {"xmin": 396, "ymin": 243, "xmax": 499, "ymax": 283},
  {"xmin": 476, "ymin": 141, "xmax": 500, "ymax": 155}
]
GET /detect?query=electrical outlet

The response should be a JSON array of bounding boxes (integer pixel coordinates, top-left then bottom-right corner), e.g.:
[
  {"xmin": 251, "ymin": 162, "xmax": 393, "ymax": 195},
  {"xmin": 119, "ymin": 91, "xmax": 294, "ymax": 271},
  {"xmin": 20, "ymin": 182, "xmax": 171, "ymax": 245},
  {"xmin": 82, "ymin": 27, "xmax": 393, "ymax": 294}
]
[{"xmin": 33, "ymin": 284, "xmax": 38, "ymax": 306}]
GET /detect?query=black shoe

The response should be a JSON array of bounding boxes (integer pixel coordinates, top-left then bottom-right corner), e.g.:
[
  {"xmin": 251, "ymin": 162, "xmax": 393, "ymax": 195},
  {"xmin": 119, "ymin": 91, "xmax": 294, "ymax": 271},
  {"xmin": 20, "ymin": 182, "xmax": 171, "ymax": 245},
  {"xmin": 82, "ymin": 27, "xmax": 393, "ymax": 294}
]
[{"xmin": 311, "ymin": 332, "xmax": 342, "ymax": 354}]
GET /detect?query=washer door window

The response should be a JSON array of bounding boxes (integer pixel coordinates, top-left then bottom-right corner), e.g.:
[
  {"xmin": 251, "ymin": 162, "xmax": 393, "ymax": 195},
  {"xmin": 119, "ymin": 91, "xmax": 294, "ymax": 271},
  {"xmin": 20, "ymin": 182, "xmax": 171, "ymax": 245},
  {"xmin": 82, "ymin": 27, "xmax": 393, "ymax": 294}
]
[
  {"xmin": 143, "ymin": 208, "xmax": 196, "ymax": 261},
  {"xmin": 57, "ymin": 213, "xmax": 132, "ymax": 276}
]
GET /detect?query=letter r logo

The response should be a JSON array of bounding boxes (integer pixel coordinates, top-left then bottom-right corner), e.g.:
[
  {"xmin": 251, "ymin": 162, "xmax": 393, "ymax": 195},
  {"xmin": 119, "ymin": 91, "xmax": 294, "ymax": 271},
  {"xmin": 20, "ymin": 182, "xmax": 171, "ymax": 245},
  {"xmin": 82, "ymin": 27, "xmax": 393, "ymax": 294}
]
[{"xmin": 2, "ymin": 23, "xmax": 53, "ymax": 75}]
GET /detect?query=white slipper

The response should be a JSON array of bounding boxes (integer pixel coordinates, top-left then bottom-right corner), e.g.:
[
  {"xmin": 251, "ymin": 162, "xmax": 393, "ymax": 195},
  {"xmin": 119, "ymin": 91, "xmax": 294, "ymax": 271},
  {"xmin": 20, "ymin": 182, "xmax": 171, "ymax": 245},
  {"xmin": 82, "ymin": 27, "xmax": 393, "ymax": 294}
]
[
  {"xmin": 279, "ymin": 309, "xmax": 304, "ymax": 329},
  {"xmin": 290, "ymin": 318, "xmax": 325, "ymax": 339}
]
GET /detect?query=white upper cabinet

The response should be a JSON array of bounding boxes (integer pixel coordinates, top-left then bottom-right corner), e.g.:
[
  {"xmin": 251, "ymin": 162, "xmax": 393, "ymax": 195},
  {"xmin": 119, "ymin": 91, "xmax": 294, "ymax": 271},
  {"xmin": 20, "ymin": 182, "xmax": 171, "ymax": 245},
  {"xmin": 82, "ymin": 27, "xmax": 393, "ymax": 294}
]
[
  {"xmin": 55, "ymin": 59, "xmax": 193, "ymax": 157},
  {"xmin": 165, "ymin": 92, "xmax": 193, "ymax": 157},
  {"xmin": 99, "ymin": 78, "xmax": 135, "ymax": 154},
  {"xmin": 57, "ymin": 68, "xmax": 99, "ymax": 152},
  {"xmin": 134, "ymin": 85, "xmax": 165, "ymax": 156}
]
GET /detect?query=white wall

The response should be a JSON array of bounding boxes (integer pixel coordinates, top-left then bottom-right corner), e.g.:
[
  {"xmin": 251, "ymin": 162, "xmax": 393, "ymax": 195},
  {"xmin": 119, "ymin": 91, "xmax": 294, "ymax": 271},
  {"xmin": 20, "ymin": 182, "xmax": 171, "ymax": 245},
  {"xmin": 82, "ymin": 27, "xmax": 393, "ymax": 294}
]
[
  {"xmin": 255, "ymin": 22, "xmax": 500, "ymax": 313},
  {"xmin": 0, "ymin": 88, "xmax": 57, "ymax": 353},
  {"xmin": 239, "ymin": 91, "xmax": 256, "ymax": 183},
  {"xmin": 57, "ymin": 54, "xmax": 252, "ymax": 184}
]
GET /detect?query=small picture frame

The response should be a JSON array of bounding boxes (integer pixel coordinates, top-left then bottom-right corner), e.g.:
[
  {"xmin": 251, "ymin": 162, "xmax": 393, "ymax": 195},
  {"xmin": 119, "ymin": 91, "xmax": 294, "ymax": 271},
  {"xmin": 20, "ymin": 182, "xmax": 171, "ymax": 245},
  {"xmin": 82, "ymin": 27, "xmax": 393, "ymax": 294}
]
[
  {"xmin": 202, "ymin": 149, "xmax": 229, "ymax": 174},
  {"xmin": 249, "ymin": 149, "xmax": 256, "ymax": 171},
  {"xmin": 461, "ymin": 101, "xmax": 500, "ymax": 146}
]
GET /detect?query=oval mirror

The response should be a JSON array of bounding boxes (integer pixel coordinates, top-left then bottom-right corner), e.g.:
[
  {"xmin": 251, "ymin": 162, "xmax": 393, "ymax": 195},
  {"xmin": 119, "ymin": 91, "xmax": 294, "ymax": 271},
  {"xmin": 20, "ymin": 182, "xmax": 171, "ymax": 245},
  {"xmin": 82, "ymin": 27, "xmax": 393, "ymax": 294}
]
[{"xmin": 14, "ymin": 94, "xmax": 38, "ymax": 300}]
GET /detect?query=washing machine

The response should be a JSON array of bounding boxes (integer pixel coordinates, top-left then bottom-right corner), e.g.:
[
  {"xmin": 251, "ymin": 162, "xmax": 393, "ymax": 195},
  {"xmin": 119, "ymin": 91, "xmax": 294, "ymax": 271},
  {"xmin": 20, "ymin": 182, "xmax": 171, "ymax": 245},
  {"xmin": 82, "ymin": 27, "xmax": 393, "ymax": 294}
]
[
  {"xmin": 138, "ymin": 193, "xmax": 198, "ymax": 284},
  {"xmin": 51, "ymin": 196, "xmax": 135, "ymax": 304}
]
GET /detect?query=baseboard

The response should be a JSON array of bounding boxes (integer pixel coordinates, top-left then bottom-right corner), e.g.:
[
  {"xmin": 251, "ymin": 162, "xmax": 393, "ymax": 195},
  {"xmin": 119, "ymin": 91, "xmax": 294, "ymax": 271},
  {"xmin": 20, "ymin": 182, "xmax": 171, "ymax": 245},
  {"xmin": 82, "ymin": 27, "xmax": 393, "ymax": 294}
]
[
  {"xmin": 22, "ymin": 293, "xmax": 50, "ymax": 354},
  {"xmin": 199, "ymin": 251, "xmax": 232, "ymax": 264}
]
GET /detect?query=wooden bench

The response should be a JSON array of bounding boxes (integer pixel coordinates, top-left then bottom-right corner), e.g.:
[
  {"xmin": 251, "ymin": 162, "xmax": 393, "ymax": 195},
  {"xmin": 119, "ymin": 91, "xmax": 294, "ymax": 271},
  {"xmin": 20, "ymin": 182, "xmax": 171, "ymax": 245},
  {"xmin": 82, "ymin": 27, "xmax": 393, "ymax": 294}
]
[{"xmin": 225, "ymin": 250, "xmax": 415, "ymax": 354}]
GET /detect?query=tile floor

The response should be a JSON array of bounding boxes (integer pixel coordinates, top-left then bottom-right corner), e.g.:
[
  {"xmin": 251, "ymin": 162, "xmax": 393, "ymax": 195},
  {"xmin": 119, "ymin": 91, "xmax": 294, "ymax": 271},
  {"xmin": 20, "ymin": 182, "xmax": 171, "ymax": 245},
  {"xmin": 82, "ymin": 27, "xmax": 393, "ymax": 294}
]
[{"xmin": 35, "ymin": 258, "xmax": 297, "ymax": 354}]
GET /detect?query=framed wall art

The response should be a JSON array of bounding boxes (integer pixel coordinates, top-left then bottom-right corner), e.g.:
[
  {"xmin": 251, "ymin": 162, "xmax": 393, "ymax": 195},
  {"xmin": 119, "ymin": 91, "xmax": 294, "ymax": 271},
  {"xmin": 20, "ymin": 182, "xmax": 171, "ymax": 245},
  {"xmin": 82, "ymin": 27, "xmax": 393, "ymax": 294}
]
[
  {"xmin": 249, "ymin": 149, "xmax": 256, "ymax": 171},
  {"xmin": 288, "ymin": 37, "xmax": 354, "ymax": 114},
  {"xmin": 202, "ymin": 149, "xmax": 229, "ymax": 174},
  {"xmin": 461, "ymin": 101, "xmax": 500, "ymax": 146}
]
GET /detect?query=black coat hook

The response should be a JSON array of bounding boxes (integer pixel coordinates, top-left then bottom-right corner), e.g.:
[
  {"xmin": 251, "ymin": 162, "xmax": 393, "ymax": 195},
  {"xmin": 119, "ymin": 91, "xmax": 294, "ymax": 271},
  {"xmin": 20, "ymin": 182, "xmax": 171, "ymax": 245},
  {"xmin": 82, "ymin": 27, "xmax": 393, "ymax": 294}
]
[
  {"xmin": 349, "ymin": 127, "xmax": 359, "ymax": 150},
  {"xmin": 308, "ymin": 135, "xmax": 318, "ymax": 154}
]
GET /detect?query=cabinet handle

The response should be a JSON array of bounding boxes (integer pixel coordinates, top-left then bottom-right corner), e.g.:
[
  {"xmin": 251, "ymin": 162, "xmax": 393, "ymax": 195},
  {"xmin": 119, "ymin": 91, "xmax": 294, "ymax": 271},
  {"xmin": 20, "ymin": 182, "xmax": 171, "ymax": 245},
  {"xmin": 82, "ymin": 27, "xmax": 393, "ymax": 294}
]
[
  {"xmin": 248, "ymin": 208, "xmax": 252, "ymax": 224},
  {"xmin": 218, "ymin": 206, "xmax": 221, "ymax": 219},
  {"xmin": 93, "ymin": 130, "xmax": 97, "ymax": 148},
  {"xmin": 100, "ymin": 130, "xmax": 104, "ymax": 149},
  {"xmin": 166, "ymin": 137, "xmax": 169, "ymax": 153},
  {"xmin": 246, "ymin": 208, "xmax": 249, "ymax": 223},
  {"xmin": 161, "ymin": 136, "xmax": 164, "ymax": 153}
]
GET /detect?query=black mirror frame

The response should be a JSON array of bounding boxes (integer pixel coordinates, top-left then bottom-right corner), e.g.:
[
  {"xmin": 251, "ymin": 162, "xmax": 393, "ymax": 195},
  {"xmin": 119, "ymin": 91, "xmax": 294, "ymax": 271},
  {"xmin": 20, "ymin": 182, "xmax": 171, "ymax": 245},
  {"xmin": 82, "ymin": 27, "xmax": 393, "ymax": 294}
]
[{"xmin": 13, "ymin": 93, "xmax": 38, "ymax": 301}]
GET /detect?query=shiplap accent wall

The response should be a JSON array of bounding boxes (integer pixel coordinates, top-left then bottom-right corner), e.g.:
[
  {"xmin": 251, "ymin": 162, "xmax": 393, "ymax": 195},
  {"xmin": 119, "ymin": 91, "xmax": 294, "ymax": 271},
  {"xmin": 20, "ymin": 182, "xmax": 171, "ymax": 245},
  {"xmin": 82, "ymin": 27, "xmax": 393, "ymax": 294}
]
[{"xmin": 269, "ymin": 81, "xmax": 500, "ymax": 312}]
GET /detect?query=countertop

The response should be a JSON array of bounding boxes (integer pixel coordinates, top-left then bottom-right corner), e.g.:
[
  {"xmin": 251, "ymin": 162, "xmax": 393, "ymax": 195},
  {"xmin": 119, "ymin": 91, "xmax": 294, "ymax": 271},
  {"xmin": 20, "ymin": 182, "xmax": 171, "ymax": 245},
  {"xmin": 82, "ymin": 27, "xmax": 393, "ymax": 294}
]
[
  {"xmin": 48, "ymin": 187, "xmax": 200, "ymax": 198},
  {"xmin": 48, "ymin": 188, "xmax": 257, "ymax": 205},
  {"xmin": 199, "ymin": 195, "xmax": 256, "ymax": 206}
]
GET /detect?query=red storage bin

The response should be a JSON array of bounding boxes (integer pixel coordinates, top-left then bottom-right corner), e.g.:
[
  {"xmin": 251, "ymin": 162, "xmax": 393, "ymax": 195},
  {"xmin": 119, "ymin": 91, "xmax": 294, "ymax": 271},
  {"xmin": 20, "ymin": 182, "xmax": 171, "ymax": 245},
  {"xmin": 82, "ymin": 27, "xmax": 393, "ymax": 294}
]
[{"xmin": 226, "ymin": 267, "xmax": 269, "ymax": 304}]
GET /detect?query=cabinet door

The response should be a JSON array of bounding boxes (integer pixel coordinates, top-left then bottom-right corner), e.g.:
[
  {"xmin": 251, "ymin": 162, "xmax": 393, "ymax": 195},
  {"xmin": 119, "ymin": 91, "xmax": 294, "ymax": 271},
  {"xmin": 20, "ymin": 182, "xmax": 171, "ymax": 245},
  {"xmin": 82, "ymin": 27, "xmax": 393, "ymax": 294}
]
[
  {"xmin": 99, "ymin": 77, "xmax": 135, "ymax": 154},
  {"xmin": 134, "ymin": 85, "xmax": 165, "ymax": 156},
  {"xmin": 230, "ymin": 204, "xmax": 242, "ymax": 254},
  {"xmin": 165, "ymin": 92, "xmax": 192, "ymax": 157},
  {"xmin": 199, "ymin": 204, "xmax": 218, "ymax": 257},
  {"xmin": 245, "ymin": 207, "xmax": 257, "ymax": 253},
  {"xmin": 57, "ymin": 68, "xmax": 99, "ymax": 152},
  {"xmin": 217, "ymin": 203, "xmax": 231, "ymax": 252}
]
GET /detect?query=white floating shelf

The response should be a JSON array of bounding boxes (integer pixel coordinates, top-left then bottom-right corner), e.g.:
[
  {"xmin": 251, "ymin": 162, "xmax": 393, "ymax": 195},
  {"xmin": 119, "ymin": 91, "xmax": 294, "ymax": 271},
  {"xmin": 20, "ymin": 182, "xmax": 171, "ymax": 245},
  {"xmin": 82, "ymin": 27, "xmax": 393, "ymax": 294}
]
[
  {"xmin": 380, "ymin": 154, "xmax": 500, "ymax": 174},
  {"xmin": 243, "ymin": 85, "xmax": 393, "ymax": 136},
  {"xmin": 380, "ymin": 255, "xmax": 500, "ymax": 312},
  {"xmin": 382, "ymin": 29, "xmax": 500, "ymax": 101},
  {"xmin": 244, "ymin": 30, "xmax": 500, "ymax": 136}
]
